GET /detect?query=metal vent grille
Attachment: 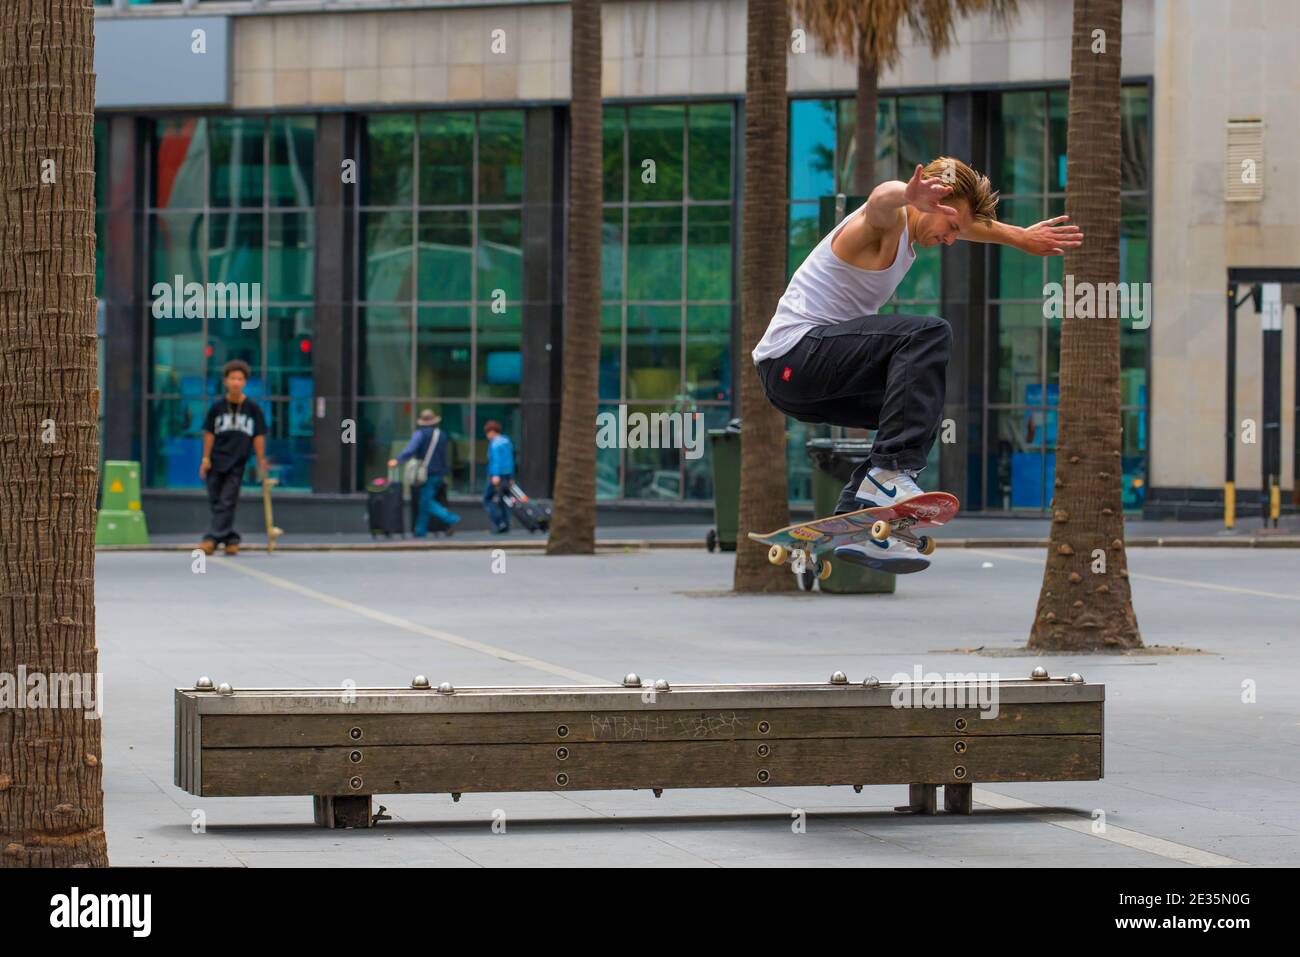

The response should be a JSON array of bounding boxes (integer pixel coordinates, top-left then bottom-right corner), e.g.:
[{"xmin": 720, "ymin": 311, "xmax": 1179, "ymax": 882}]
[{"xmin": 1225, "ymin": 119, "xmax": 1264, "ymax": 202}]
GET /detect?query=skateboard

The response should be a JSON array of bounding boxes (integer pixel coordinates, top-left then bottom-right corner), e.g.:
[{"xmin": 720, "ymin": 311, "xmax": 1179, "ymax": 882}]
[
  {"xmin": 261, "ymin": 476, "xmax": 283, "ymax": 554},
  {"xmin": 748, "ymin": 491, "xmax": 960, "ymax": 581}
]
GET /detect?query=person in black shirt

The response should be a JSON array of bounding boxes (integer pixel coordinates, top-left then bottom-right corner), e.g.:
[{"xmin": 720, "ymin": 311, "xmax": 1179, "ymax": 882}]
[{"xmin": 199, "ymin": 359, "xmax": 268, "ymax": 555}]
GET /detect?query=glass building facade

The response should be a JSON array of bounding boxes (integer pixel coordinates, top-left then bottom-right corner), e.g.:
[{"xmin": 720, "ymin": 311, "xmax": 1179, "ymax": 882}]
[
  {"xmin": 353, "ymin": 110, "xmax": 525, "ymax": 493},
  {"xmin": 985, "ymin": 87, "xmax": 1150, "ymax": 511},
  {"xmin": 94, "ymin": 79, "xmax": 1151, "ymax": 512},
  {"xmin": 144, "ymin": 115, "xmax": 317, "ymax": 490},
  {"xmin": 600, "ymin": 103, "xmax": 736, "ymax": 502}
]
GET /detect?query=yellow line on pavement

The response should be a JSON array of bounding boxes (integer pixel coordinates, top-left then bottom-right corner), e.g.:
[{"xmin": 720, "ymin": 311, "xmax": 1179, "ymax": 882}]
[
  {"xmin": 211, "ymin": 556, "xmax": 608, "ymax": 684},
  {"xmin": 973, "ymin": 788, "xmax": 1246, "ymax": 866},
  {"xmin": 967, "ymin": 548, "xmax": 1300, "ymax": 601}
]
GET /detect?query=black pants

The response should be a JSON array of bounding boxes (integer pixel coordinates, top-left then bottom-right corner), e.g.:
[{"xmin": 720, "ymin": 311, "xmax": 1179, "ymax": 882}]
[
  {"xmin": 758, "ymin": 313, "xmax": 951, "ymax": 513},
  {"xmin": 204, "ymin": 467, "xmax": 245, "ymax": 545}
]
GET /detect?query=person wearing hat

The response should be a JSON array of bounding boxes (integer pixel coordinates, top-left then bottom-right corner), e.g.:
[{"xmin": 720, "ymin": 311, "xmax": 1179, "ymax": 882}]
[{"xmin": 388, "ymin": 409, "xmax": 459, "ymax": 536}]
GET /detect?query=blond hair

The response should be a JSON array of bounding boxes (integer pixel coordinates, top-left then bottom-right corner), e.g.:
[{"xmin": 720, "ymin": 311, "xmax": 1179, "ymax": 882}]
[{"xmin": 922, "ymin": 157, "xmax": 999, "ymax": 225}]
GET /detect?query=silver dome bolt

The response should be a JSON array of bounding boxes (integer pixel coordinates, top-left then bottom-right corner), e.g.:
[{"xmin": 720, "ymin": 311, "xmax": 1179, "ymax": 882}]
[
  {"xmin": 410, "ymin": 675, "xmax": 430, "ymax": 689},
  {"xmin": 194, "ymin": 676, "xmax": 214, "ymax": 691}
]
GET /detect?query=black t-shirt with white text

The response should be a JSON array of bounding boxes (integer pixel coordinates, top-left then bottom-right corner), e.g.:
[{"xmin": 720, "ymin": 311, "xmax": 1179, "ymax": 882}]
[{"xmin": 202, "ymin": 397, "xmax": 267, "ymax": 473}]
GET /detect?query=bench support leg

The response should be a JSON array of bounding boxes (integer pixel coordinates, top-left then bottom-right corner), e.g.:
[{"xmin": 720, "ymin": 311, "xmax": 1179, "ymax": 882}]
[
  {"xmin": 943, "ymin": 783, "xmax": 973, "ymax": 814},
  {"xmin": 894, "ymin": 783, "xmax": 938, "ymax": 815},
  {"xmin": 313, "ymin": 795, "xmax": 373, "ymax": 829}
]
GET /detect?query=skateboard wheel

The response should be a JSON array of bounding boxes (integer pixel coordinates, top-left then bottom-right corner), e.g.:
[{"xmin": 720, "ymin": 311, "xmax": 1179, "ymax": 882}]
[
  {"xmin": 767, "ymin": 544, "xmax": 789, "ymax": 565},
  {"xmin": 917, "ymin": 535, "xmax": 936, "ymax": 556},
  {"xmin": 817, "ymin": 560, "xmax": 833, "ymax": 580},
  {"xmin": 870, "ymin": 520, "xmax": 891, "ymax": 541}
]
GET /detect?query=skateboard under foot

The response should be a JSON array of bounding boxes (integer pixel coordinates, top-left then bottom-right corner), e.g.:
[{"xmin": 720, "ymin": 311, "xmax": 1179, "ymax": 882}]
[{"xmin": 748, "ymin": 491, "xmax": 960, "ymax": 583}]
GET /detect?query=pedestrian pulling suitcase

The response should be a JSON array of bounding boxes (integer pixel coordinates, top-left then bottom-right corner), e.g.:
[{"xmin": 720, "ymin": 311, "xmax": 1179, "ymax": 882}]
[
  {"xmin": 366, "ymin": 471, "xmax": 405, "ymax": 538},
  {"xmin": 502, "ymin": 481, "xmax": 551, "ymax": 533}
]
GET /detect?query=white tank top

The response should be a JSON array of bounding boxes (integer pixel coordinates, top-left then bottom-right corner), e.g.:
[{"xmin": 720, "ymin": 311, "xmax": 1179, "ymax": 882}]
[{"xmin": 752, "ymin": 204, "xmax": 915, "ymax": 363}]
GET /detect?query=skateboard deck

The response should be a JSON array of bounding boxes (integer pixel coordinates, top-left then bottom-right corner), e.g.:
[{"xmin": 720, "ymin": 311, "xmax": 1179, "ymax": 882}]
[
  {"xmin": 262, "ymin": 476, "xmax": 283, "ymax": 554},
  {"xmin": 748, "ymin": 491, "xmax": 960, "ymax": 578}
]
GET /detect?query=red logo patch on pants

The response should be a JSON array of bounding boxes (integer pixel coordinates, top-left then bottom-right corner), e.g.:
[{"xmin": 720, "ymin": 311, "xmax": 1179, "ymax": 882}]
[{"xmin": 781, "ymin": 366, "xmax": 793, "ymax": 381}]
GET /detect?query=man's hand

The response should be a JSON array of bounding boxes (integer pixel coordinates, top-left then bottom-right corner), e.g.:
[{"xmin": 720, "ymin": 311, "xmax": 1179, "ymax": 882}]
[
  {"xmin": 1021, "ymin": 215, "xmax": 1083, "ymax": 256},
  {"xmin": 903, "ymin": 164, "xmax": 957, "ymax": 217},
  {"xmin": 491, "ymin": 475, "xmax": 501, "ymax": 486},
  {"xmin": 199, "ymin": 458, "xmax": 210, "ymax": 480},
  {"xmin": 257, "ymin": 457, "xmax": 270, "ymax": 481},
  {"xmin": 387, "ymin": 458, "xmax": 398, "ymax": 469}
]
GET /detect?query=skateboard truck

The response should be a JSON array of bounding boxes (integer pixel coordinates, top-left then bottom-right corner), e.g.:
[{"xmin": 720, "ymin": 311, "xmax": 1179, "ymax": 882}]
[
  {"xmin": 766, "ymin": 545, "xmax": 834, "ymax": 581},
  {"xmin": 869, "ymin": 519, "xmax": 937, "ymax": 556}
]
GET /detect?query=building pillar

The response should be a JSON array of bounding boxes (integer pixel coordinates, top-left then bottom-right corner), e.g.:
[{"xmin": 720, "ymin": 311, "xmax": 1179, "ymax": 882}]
[
  {"xmin": 519, "ymin": 106, "xmax": 565, "ymax": 495},
  {"xmin": 311, "ymin": 113, "xmax": 355, "ymax": 493},
  {"xmin": 941, "ymin": 91, "xmax": 988, "ymax": 508},
  {"xmin": 101, "ymin": 115, "xmax": 145, "ymax": 464}
]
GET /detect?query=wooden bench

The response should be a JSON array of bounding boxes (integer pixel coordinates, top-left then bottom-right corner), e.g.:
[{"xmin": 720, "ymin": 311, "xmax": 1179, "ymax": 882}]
[{"xmin": 174, "ymin": 669, "xmax": 1103, "ymax": 827}]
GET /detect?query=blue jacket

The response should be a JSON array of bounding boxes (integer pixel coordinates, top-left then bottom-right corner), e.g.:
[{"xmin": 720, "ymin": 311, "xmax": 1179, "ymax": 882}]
[
  {"xmin": 486, "ymin": 434, "xmax": 515, "ymax": 478},
  {"xmin": 396, "ymin": 426, "xmax": 449, "ymax": 476}
]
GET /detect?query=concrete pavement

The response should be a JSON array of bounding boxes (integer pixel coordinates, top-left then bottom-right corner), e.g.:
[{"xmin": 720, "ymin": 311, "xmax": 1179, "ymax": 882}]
[{"xmin": 95, "ymin": 545, "xmax": 1300, "ymax": 866}]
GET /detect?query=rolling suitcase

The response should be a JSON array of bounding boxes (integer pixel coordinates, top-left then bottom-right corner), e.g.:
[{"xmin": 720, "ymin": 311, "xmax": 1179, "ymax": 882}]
[
  {"xmin": 502, "ymin": 481, "xmax": 551, "ymax": 533},
  {"xmin": 367, "ymin": 478, "xmax": 404, "ymax": 538},
  {"xmin": 367, "ymin": 465, "xmax": 407, "ymax": 538}
]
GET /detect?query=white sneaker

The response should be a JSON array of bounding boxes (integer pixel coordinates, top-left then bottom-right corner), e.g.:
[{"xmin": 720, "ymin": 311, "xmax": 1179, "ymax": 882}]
[
  {"xmin": 854, "ymin": 467, "xmax": 923, "ymax": 509},
  {"xmin": 834, "ymin": 535, "xmax": 931, "ymax": 574}
]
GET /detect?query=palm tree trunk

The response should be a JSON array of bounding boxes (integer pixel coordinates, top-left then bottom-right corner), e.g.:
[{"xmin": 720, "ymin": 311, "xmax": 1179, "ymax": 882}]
[
  {"xmin": 0, "ymin": 0, "xmax": 108, "ymax": 866},
  {"xmin": 546, "ymin": 0, "xmax": 602, "ymax": 555},
  {"xmin": 853, "ymin": 43, "xmax": 879, "ymax": 194},
  {"xmin": 1028, "ymin": 0, "xmax": 1141, "ymax": 650},
  {"xmin": 734, "ymin": 0, "xmax": 794, "ymax": 592}
]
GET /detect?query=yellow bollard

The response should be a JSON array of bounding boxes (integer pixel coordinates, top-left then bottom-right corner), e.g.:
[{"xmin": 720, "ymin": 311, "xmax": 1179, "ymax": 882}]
[
  {"xmin": 1270, "ymin": 482, "xmax": 1281, "ymax": 524},
  {"xmin": 1223, "ymin": 481, "xmax": 1235, "ymax": 530}
]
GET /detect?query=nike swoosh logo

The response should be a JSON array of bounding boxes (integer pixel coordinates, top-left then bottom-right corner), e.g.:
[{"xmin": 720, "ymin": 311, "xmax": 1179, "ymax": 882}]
[{"xmin": 869, "ymin": 474, "xmax": 897, "ymax": 497}]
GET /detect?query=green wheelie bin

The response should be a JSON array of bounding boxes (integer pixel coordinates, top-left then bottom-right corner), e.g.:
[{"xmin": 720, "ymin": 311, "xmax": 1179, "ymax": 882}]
[{"xmin": 706, "ymin": 420, "xmax": 742, "ymax": 551}]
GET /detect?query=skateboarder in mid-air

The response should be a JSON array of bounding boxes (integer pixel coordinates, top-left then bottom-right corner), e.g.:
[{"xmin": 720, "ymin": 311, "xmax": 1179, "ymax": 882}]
[{"xmin": 753, "ymin": 157, "xmax": 1081, "ymax": 572}]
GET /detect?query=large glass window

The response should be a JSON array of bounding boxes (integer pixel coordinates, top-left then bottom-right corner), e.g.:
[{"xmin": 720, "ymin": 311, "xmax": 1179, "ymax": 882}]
[
  {"xmin": 144, "ymin": 116, "xmax": 316, "ymax": 490},
  {"xmin": 601, "ymin": 103, "xmax": 735, "ymax": 501},
  {"xmin": 786, "ymin": 95, "xmax": 944, "ymax": 502},
  {"xmin": 985, "ymin": 85, "xmax": 1151, "ymax": 512},
  {"xmin": 355, "ymin": 110, "xmax": 525, "ymax": 494}
]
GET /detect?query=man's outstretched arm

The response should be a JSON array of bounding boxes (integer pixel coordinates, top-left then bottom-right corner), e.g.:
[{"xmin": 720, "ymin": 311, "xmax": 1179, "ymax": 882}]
[{"xmin": 960, "ymin": 215, "xmax": 1083, "ymax": 256}]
